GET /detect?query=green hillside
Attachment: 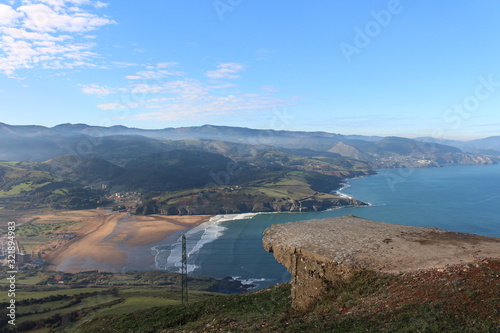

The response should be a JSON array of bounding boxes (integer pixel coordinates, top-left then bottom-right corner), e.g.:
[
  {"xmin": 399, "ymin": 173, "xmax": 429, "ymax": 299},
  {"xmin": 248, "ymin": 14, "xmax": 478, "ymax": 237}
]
[
  {"xmin": 0, "ymin": 162, "xmax": 105, "ymax": 211},
  {"xmin": 75, "ymin": 261, "xmax": 500, "ymax": 333},
  {"xmin": 137, "ymin": 170, "xmax": 364, "ymax": 215},
  {"xmin": 0, "ymin": 140, "xmax": 373, "ymax": 213},
  {"xmin": 0, "ymin": 163, "xmax": 57, "ymax": 197}
]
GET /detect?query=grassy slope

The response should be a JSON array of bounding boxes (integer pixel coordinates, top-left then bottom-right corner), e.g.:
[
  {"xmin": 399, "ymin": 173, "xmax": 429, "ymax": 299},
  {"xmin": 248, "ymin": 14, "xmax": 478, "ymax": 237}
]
[
  {"xmin": 0, "ymin": 247, "xmax": 497, "ymax": 332},
  {"xmin": 78, "ymin": 261, "xmax": 500, "ymax": 333},
  {"xmin": 159, "ymin": 171, "xmax": 345, "ymax": 204},
  {"xmin": 0, "ymin": 269, "xmax": 224, "ymax": 332},
  {"xmin": 0, "ymin": 163, "xmax": 57, "ymax": 197}
]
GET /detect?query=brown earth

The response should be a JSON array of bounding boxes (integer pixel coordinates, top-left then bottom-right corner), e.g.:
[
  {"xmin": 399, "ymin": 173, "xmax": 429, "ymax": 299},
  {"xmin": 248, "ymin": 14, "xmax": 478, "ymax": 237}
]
[{"xmin": 39, "ymin": 210, "xmax": 212, "ymax": 272}]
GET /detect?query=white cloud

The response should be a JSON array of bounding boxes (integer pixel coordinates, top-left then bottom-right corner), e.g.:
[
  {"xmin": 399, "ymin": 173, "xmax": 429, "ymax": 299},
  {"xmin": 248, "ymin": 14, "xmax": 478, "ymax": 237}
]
[
  {"xmin": 97, "ymin": 102, "xmax": 125, "ymax": 110},
  {"xmin": 124, "ymin": 63, "xmax": 183, "ymax": 80},
  {"xmin": 0, "ymin": 4, "xmax": 23, "ymax": 25},
  {"xmin": 81, "ymin": 83, "xmax": 117, "ymax": 95},
  {"xmin": 0, "ymin": 1, "xmax": 114, "ymax": 77},
  {"xmin": 2, "ymin": 27, "xmax": 71, "ymax": 41},
  {"xmin": 87, "ymin": 63, "xmax": 298, "ymax": 121},
  {"xmin": 157, "ymin": 62, "xmax": 177, "ymax": 69},
  {"xmin": 18, "ymin": 3, "xmax": 114, "ymax": 33},
  {"xmin": 206, "ymin": 62, "xmax": 245, "ymax": 79},
  {"xmin": 29, "ymin": 0, "xmax": 109, "ymax": 10},
  {"xmin": 130, "ymin": 83, "xmax": 164, "ymax": 94},
  {"xmin": 130, "ymin": 93, "xmax": 296, "ymax": 122},
  {"xmin": 111, "ymin": 61, "xmax": 138, "ymax": 68},
  {"xmin": 94, "ymin": 1, "xmax": 108, "ymax": 9}
]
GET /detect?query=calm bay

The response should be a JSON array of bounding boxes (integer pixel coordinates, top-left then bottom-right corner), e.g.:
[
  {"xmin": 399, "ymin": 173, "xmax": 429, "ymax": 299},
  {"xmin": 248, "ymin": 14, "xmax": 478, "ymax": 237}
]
[{"xmin": 158, "ymin": 164, "xmax": 500, "ymax": 289}]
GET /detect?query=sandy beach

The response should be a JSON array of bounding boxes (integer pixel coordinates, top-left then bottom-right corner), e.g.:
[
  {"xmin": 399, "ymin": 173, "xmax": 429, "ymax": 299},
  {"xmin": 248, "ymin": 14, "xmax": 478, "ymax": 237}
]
[{"xmin": 42, "ymin": 211, "xmax": 212, "ymax": 273}]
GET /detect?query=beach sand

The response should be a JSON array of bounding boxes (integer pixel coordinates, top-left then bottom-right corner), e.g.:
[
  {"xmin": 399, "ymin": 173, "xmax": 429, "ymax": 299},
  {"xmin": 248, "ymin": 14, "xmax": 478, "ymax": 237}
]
[{"xmin": 43, "ymin": 212, "xmax": 212, "ymax": 273}]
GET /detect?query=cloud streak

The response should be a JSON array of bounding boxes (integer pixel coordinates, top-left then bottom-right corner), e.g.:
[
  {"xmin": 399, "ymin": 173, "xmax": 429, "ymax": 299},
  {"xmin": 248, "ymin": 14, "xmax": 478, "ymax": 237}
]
[
  {"xmin": 83, "ymin": 62, "xmax": 299, "ymax": 121},
  {"xmin": 0, "ymin": 0, "xmax": 115, "ymax": 77},
  {"xmin": 206, "ymin": 62, "xmax": 245, "ymax": 79}
]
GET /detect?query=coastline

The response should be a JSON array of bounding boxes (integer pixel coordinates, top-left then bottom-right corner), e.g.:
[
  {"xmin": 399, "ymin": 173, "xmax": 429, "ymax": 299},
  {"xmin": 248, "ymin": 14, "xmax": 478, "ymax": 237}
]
[
  {"xmin": 165, "ymin": 174, "xmax": 375, "ymax": 285},
  {"xmin": 39, "ymin": 171, "xmax": 375, "ymax": 274},
  {"xmin": 333, "ymin": 172, "xmax": 377, "ymax": 204},
  {"xmin": 39, "ymin": 173, "xmax": 372, "ymax": 274},
  {"xmin": 43, "ymin": 212, "xmax": 213, "ymax": 273},
  {"xmin": 154, "ymin": 213, "xmax": 260, "ymax": 273}
]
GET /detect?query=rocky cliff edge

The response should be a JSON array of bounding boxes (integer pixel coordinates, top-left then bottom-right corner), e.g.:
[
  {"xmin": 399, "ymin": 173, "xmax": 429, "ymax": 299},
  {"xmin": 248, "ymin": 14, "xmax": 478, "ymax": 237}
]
[{"xmin": 262, "ymin": 216, "xmax": 500, "ymax": 310}]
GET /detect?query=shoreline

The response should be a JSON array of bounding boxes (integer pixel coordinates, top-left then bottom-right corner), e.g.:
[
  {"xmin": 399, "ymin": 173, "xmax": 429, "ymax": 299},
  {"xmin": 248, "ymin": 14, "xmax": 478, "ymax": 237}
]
[
  {"xmin": 154, "ymin": 213, "xmax": 261, "ymax": 273},
  {"xmin": 39, "ymin": 172, "xmax": 373, "ymax": 274},
  {"xmin": 43, "ymin": 212, "xmax": 213, "ymax": 273}
]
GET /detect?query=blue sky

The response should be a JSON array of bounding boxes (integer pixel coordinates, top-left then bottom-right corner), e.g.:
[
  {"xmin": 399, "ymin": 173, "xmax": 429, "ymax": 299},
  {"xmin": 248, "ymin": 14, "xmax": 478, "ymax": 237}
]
[{"xmin": 1, "ymin": 0, "xmax": 499, "ymax": 140}]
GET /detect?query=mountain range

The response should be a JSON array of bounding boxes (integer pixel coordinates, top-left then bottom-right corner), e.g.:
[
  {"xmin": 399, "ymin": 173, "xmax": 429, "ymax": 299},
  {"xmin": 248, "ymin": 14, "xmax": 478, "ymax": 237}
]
[
  {"xmin": 0, "ymin": 123, "xmax": 497, "ymax": 214},
  {"xmin": 1, "ymin": 122, "xmax": 498, "ymax": 164}
]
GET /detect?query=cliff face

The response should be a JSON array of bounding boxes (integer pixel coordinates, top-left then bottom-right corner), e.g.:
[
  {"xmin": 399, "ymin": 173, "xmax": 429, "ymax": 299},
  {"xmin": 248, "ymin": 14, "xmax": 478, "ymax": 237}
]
[{"xmin": 263, "ymin": 216, "xmax": 500, "ymax": 310}]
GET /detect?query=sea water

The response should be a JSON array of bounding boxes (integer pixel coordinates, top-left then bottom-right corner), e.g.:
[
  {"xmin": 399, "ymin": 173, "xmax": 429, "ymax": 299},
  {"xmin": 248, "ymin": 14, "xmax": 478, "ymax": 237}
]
[{"xmin": 155, "ymin": 164, "xmax": 500, "ymax": 289}]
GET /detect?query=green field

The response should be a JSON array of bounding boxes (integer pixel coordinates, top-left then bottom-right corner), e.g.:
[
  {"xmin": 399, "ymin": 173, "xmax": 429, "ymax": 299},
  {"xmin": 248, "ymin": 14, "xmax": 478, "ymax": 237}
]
[
  {"xmin": 76, "ymin": 265, "xmax": 500, "ymax": 333},
  {"xmin": 0, "ymin": 268, "xmax": 226, "ymax": 332},
  {"xmin": 16, "ymin": 220, "xmax": 80, "ymax": 237},
  {"xmin": 96, "ymin": 296, "xmax": 180, "ymax": 316},
  {"xmin": 0, "ymin": 287, "xmax": 108, "ymax": 303}
]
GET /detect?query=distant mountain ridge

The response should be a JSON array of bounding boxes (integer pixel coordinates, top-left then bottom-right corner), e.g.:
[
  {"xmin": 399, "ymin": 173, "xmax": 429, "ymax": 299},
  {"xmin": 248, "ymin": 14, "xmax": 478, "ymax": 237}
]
[
  {"xmin": 0, "ymin": 122, "xmax": 497, "ymax": 145},
  {"xmin": 1, "ymin": 122, "xmax": 497, "ymax": 148},
  {"xmin": 417, "ymin": 136, "xmax": 500, "ymax": 154},
  {"xmin": 0, "ymin": 122, "xmax": 496, "ymax": 167},
  {"xmin": 0, "ymin": 123, "xmax": 500, "ymax": 167}
]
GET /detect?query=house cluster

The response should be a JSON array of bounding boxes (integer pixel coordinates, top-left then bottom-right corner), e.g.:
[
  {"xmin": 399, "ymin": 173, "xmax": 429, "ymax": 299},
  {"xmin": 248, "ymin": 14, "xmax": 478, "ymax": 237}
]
[
  {"xmin": 85, "ymin": 181, "xmax": 110, "ymax": 190},
  {"xmin": 56, "ymin": 233, "xmax": 76, "ymax": 240},
  {"xmin": 0, "ymin": 236, "xmax": 45, "ymax": 269},
  {"xmin": 108, "ymin": 192, "xmax": 141, "ymax": 200},
  {"xmin": 220, "ymin": 186, "xmax": 241, "ymax": 192}
]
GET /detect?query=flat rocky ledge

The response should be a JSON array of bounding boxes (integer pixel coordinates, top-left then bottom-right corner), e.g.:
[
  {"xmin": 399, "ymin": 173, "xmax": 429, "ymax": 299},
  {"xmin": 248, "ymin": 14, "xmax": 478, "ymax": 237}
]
[{"xmin": 263, "ymin": 215, "xmax": 500, "ymax": 274}]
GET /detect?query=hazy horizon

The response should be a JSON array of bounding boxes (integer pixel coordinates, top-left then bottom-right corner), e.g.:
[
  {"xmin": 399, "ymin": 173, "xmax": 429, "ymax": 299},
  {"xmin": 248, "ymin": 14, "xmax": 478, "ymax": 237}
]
[{"xmin": 1, "ymin": 121, "xmax": 498, "ymax": 142}]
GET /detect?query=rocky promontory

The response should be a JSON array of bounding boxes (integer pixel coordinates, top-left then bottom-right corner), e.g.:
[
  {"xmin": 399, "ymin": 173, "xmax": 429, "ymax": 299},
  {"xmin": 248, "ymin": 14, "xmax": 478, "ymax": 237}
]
[
  {"xmin": 138, "ymin": 194, "xmax": 366, "ymax": 215},
  {"xmin": 263, "ymin": 216, "xmax": 500, "ymax": 310}
]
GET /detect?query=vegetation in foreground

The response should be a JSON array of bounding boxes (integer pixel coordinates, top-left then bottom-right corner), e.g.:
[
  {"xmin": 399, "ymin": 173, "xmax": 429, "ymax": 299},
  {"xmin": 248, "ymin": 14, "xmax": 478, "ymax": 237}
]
[
  {"xmin": 75, "ymin": 260, "xmax": 498, "ymax": 333},
  {"xmin": 0, "ymin": 261, "xmax": 497, "ymax": 332},
  {"xmin": 0, "ymin": 268, "xmax": 245, "ymax": 332}
]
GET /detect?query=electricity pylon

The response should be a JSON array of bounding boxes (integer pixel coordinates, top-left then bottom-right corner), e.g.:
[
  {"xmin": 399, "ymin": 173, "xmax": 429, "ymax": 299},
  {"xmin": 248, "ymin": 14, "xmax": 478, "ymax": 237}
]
[{"xmin": 181, "ymin": 234, "xmax": 188, "ymax": 305}]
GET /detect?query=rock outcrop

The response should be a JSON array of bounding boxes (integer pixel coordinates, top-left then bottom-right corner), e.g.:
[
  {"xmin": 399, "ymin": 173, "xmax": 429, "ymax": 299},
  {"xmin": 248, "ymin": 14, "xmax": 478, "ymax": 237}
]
[
  {"xmin": 328, "ymin": 142, "xmax": 371, "ymax": 161},
  {"xmin": 262, "ymin": 216, "xmax": 500, "ymax": 310}
]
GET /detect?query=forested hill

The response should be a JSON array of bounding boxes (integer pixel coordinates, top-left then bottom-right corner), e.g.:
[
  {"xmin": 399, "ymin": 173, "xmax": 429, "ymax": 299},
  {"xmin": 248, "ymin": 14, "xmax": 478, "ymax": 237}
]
[{"xmin": 1, "ymin": 122, "xmax": 498, "ymax": 166}]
